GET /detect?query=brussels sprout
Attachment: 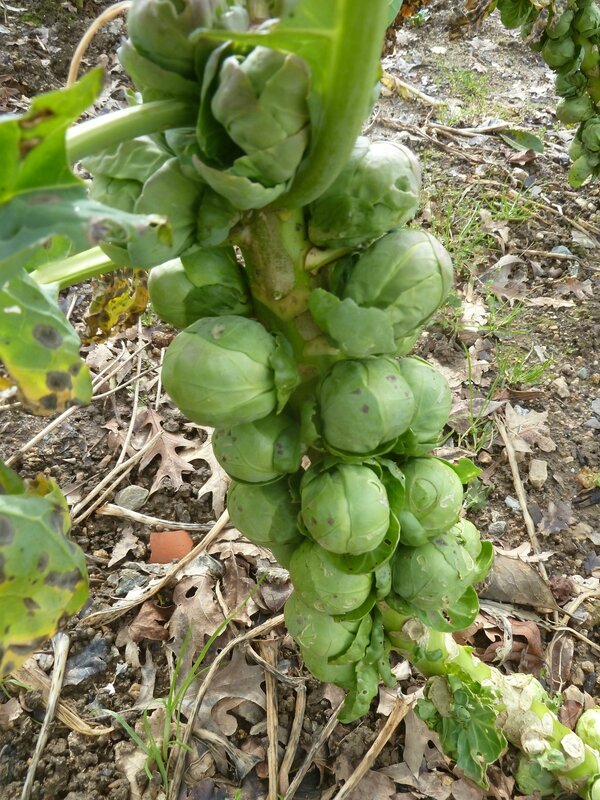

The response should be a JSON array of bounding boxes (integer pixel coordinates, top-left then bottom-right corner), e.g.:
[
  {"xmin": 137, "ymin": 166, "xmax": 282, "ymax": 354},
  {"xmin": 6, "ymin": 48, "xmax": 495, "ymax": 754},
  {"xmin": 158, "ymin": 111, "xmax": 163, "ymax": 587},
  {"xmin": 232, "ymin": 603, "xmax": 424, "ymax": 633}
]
[
  {"xmin": 515, "ymin": 758, "xmax": 559, "ymax": 797},
  {"xmin": 582, "ymin": 116, "xmax": 600, "ymax": 151},
  {"xmin": 290, "ymin": 540, "xmax": 373, "ymax": 616},
  {"xmin": 227, "ymin": 477, "xmax": 301, "ymax": 548},
  {"xmin": 194, "ymin": 46, "xmax": 310, "ymax": 208},
  {"xmin": 148, "ymin": 247, "xmax": 251, "ymax": 328},
  {"xmin": 556, "ymin": 94, "xmax": 595, "ymax": 125},
  {"xmin": 396, "ymin": 357, "xmax": 451, "ymax": 453},
  {"xmin": 450, "ymin": 519, "xmax": 482, "ymax": 561},
  {"xmin": 575, "ymin": 3, "xmax": 600, "ymax": 37},
  {"xmin": 391, "ymin": 530, "xmax": 481, "ymax": 612},
  {"xmin": 300, "ymin": 464, "xmax": 390, "ymax": 555},
  {"xmin": 340, "ymin": 229, "xmax": 453, "ymax": 339},
  {"xmin": 555, "ymin": 70, "xmax": 588, "ymax": 99},
  {"xmin": 307, "ymin": 137, "xmax": 421, "ymax": 248},
  {"xmin": 301, "ymin": 648, "xmax": 358, "ymax": 688},
  {"xmin": 547, "ymin": 8, "xmax": 574, "ymax": 38},
  {"xmin": 542, "ymin": 35, "xmax": 577, "ymax": 70},
  {"xmin": 213, "ymin": 412, "xmax": 303, "ymax": 483},
  {"xmin": 127, "ymin": 0, "xmax": 224, "ymax": 79},
  {"xmin": 398, "ymin": 457, "xmax": 463, "ymax": 544},
  {"xmin": 576, "ymin": 708, "xmax": 600, "ymax": 750},
  {"xmin": 161, "ymin": 316, "xmax": 278, "ymax": 427},
  {"xmin": 89, "ymin": 176, "xmax": 143, "ymax": 213},
  {"xmin": 569, "ymin": 135, "xmax": 584, "ymax": 160},
  {"xmin": 284, "ymin": 591, "xmax": 361, "ymax": 659},
  {"xmin": 318, "ymin": 358, "xmax": 416, "ymax": 455}
]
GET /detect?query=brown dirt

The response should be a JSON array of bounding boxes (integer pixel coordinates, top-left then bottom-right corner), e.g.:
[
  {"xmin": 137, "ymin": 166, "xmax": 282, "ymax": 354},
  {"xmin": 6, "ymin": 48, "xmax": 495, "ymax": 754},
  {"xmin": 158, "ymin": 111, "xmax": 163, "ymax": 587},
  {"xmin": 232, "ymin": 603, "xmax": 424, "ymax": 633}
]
[{"xmin": 0, "ymin": 2, "xmax": 599, "ymax": 799}]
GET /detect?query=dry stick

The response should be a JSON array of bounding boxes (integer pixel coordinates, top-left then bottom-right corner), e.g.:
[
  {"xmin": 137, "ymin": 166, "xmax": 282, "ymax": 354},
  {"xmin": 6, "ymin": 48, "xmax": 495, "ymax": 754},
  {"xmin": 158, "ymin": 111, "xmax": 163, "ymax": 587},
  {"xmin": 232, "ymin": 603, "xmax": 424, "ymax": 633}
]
[
  {"xmin": 66, "ymin": 0, "xmax": 131, "ymax": 87},
  {"xmin": 495, "ymin": 417, "xmax": 548, "ymax": 579},
  {"xmin": 96, "ymin": 502, "xmax": 213, "ymax": 531},
  {"xmin": 92, "ymin": 367, "xmax": 156, "ymax": 400},
  {"xmin": 154, "ymin": 347, "xmax": 165, "ymax": 411},
  {"xmin": 168, "ymin": 614, "xmax": 285, "ymax": 800},
  {"xmin": 115, "ymin": 319, "xmax": 144, "ymax": 469},
  {"xmin": 381, "ymin": 71, "xmax": 446, "ymax": 107},
  {"xmin": 84, "ymin": 509, "xmax": 230, "ymax": 627},
  {"xmin": 20, "ymin": 634, "xmax": 70, "ymax": 800},
  {"xmin": 278, "ymin": 684, "xmax": 307, "ymax": 796},
  {"xmin": 70, "ymin": 432, "xmax": 160, "ymax": 522},
  {"xmin": 261, "ymin": 639, "xmax": 280, "ymax": 800},
  {"xmin": 283, "ymin": 699, "xmax": 344, "ymax": 800},
  {"xmin": 13, "ymin": 660, "xmax": 112, "ymax": 735},
  {"xmin": 332, "ymin": 695, "xmax": 412, "ymax": 800},
  {"xmin": 245, "ymin": 644, "xmax": 303, "ymax": 687}
]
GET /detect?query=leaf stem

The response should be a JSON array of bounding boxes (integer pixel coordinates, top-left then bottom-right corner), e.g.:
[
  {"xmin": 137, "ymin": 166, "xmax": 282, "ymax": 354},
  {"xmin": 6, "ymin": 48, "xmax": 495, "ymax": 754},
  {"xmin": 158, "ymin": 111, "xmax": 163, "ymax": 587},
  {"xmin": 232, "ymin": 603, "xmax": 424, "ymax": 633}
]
[
  {"xmin": 66, "ymin": 100, "xmax": 196, "ymax": 162},
  {"xmin": 31, "ymin": 246, "xmax": 115, "ymax": 288}
]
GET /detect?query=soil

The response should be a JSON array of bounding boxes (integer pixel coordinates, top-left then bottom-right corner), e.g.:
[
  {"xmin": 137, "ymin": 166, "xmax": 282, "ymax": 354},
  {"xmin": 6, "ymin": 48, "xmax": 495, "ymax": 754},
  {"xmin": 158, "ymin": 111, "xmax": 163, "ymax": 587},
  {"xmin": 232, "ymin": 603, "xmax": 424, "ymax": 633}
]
[{"xmin": 0, "ymin": 2, "xmax": 599, "ymax": 799}]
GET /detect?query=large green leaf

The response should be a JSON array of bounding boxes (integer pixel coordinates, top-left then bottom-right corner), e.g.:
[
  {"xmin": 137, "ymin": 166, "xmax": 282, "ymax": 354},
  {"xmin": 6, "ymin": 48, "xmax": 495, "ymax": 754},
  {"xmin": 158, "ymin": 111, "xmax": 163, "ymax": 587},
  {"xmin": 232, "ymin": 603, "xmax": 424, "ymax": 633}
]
[
  {"xmin": 0, "ymin": 463, "xmax": 88, "ymax": 677},
  {"xmin": 192, "ymin": 0, "xmax": 389, "ymax": 207}
]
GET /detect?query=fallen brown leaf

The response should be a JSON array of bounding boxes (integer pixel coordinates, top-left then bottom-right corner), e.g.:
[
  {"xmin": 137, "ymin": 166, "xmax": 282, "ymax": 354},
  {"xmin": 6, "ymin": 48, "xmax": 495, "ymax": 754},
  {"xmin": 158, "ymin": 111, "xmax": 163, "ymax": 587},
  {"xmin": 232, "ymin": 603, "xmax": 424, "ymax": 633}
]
[
  {"xmin": 134, "ymin": 408, "xmax": 196, "ymax": 494},
  {"xmin": 129, "ymin": 600, "xmax": 171, "ymax": 642},
  {"xmin": 504, "ymin": 403, "xmax": 557, "ymax": 453},
  {"xmin": 538, "ymin": 499, "xmax": 575, "ymax": 535},
  {"xmin": 555, "ymin": 277, "xmax": 594, "ymax": 300},
  {"xmin": 479, "ymin": 552, "xmax": 558, "ymax": 612},
  {"xmin": 108, "ymin": 528, "xmax": 140, "ymax": 567},
  {"xmin": 182, "ymin": 427, "xmax": 230, "ymax": 517}
]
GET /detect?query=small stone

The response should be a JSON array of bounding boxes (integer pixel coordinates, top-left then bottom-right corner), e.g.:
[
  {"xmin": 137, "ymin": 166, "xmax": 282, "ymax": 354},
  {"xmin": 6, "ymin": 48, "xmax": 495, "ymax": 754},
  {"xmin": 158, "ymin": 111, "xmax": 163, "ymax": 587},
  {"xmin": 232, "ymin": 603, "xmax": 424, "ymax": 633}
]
[
  {"xmin": 505, "ymin": 495, "xmax": 520, "ymax": 510},
  {"xmin": 552, "ymin": 376, "xmax": 570, "ymax": 398},
  {"xmin": 578, "ymin": 367, "xmax": 590, "ymax": 379},
  {"xmin": 584, "ymin": 418, "xmax": 600, "ymax": 430},
  {"xmin": 571, "ymin": 665, "xmax": 585, "ymax": 687},
  {"xmin": 478, "ymin": 450, "xmax": 492, "ymax": 465},
  {"xmin": 529, "ymin": 459, "xmax": 548, "ymax": 489},
  {"xmin": 115, "ymin": 484, "xmax": 149, "ymax": 511},
  {"xmin": 488, "ymin": 520, "xmax": 506, "ymax": 536},
  {"xmin": 512, "ymin": 168, "xmax": 528, "ymax": 184},
  {"xmin": 582, "ymin": 661, "xmax": 595, "ymax": 673}
]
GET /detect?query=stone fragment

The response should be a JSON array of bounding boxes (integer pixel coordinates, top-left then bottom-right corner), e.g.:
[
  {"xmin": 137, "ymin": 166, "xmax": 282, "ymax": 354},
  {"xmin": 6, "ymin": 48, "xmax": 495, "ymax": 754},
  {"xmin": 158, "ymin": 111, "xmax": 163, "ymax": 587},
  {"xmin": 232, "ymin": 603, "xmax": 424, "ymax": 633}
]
[
  {"xmin": 115, "ymin": 484, "xmax": 149, "ymax": 511},
  {"xmin": 529, "ymin": 459, "xmax": 548, "ymax": 489},
  {"xmin": 488, "ymin": 520, "xmax": 506, "ymax": 536},
  {"xmin": 552, "ymin": 376, "xmax": 570, "ymax": 398}
]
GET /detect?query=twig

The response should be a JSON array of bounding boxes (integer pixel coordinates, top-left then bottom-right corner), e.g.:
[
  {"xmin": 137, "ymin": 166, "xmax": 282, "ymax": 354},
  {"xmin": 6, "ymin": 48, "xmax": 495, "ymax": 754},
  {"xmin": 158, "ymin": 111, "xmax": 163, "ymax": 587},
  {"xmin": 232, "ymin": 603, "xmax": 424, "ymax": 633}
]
[
  {"xmin": 96, "ymin": 503, "xmax": 214, "ymax": 531},
  {"xmin": 283, "ymin": 700, "xmax": 344, "ymax": 800},
  {"xmin": 92, "ymin": 367, "xmax": 156, "ymax": 400},
  {"xmin": 12, "ymin": 661, "xmax": 112, "ymax": 735},
  {"xmin": 71, "ymin": 432, "xmax": 160, "ymax": 522},
  {"xmin": 278, "ymin": 684, "xmax": 306, "ymax": 795},
  {"xmin": 245, "ymin": 644, "xmax": 303, "ymax": 687},
  {"xmin": 332, "ymin": 695, "xmax": 411, "ymax": 800},
  {"xmin": 168, "ymin": 614, "xmax": 285, "ymax": 800},
  {"xmin": 382, "ymin": 71, "xmax": 446, "ymax": 107},
  {"xmin": 83, "ymin": 510, "xmax": 230, "ymax": 626},
  {"xmin": 261, "ymin": 639, "xmax": 280, "ymax": 800},
  {"xmin": 20, "ymin": 634, "xmax": 70, "ymax": 800},
  {"xmin": 115, "ymin": 319, "xmax": 144, "ymax": 469},
  {"xmin": 495, "ymin": 418, "xmax": 547, "ymax": 579},
  {"xmin": 67, "ymin": 1, "xmax": 131, "ymax": 87},
  {"xmin": 154, "ymin": 347, "xmax": 165, "ymax": 411}
]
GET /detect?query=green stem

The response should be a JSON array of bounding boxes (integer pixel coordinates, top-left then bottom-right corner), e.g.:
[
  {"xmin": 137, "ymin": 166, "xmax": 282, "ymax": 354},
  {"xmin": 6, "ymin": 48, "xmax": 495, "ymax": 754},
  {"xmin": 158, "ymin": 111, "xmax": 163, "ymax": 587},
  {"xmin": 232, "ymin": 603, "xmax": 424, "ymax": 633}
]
[
  {"xmin": 66, "ymin": 100, "xmax": 196, "ymax": 162},
  {"xmin": 30, "ymin": 246, "xmax": 115, "ymax": 289},
  {"xmin": 380, "ymin": 604, "xmax": 600, "ymax": 799},
  {"xmin": 279, "ymin": 0, "xmax": 389, "ymax": 208},
  {"xmin": 236, "ymin": 207, "xmax": 338, "ymax": 376}
]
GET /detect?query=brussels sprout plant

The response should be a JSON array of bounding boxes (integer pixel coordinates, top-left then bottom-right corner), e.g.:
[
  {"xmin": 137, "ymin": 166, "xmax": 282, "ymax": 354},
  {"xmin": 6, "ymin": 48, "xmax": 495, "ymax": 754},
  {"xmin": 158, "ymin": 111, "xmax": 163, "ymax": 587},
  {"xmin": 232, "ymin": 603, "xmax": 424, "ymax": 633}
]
[{"xmin": 3, "ymin": 0, "xmax": 600, "ymax": 797}]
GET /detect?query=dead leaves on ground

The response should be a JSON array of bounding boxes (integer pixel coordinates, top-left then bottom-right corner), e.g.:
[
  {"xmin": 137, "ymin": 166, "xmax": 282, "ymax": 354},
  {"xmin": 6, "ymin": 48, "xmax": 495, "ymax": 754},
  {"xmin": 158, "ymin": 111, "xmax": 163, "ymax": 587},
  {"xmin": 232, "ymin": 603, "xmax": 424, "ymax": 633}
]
[{"xmin": 105, "ymin": 409, "xmax": 229, "ymax": 511}]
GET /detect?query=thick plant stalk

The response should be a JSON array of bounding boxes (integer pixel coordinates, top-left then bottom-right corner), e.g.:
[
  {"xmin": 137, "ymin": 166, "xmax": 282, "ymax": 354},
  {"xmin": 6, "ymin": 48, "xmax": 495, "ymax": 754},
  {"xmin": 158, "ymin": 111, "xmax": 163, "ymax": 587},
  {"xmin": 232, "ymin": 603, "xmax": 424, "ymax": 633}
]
[{"xmin": 381, "ymin": 606, "xmax": 600, "ymax": 799}]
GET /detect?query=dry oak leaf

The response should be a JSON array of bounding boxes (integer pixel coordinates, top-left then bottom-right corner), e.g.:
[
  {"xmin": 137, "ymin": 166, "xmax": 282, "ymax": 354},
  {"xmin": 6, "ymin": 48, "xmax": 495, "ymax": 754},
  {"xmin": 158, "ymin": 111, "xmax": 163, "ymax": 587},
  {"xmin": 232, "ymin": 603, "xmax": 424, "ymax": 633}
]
[
  {"xmin": 555, "ymin": 277, "xmax": 594, "ymax": 300},
  {"xmin": 504, "ymin": 403, "xmax": 557, "ymax": 453},
  {"xmin": 167, "ymin": 575, "xmax": 225, "ymax": 675},
  {"xmin": 182, "ymin": 426, "xmax": 230, "ymax": 517},
  {"xmin": 134, "ymin": 407, "xmax": 196, "ymax": 494},
  {"xmin": 194, "ymin": 648, "xmax": 267, "ymax": 736},
  {"xmin": 129, "ymin": 600, "xmax": 172, "ymax": 642},
  {"xmin": 538, "ymin": 499, "xmax": 576, "ymax": 535}
]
